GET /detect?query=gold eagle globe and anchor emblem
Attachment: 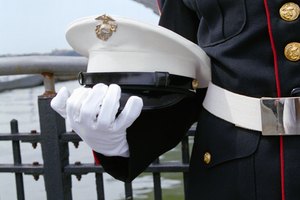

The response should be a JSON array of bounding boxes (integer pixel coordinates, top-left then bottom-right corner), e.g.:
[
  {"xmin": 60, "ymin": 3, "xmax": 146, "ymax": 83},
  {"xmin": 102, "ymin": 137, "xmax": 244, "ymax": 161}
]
[{"xmin": 95, "ymin": 14, "xmax": 118, "ymax": 41}]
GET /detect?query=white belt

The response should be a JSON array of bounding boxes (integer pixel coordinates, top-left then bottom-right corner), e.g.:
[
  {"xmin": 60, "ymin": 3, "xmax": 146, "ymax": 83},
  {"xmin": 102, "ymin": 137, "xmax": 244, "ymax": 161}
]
[{"xmin": 202, "ymin": 82, "xmax": 300, "ymax": 135}]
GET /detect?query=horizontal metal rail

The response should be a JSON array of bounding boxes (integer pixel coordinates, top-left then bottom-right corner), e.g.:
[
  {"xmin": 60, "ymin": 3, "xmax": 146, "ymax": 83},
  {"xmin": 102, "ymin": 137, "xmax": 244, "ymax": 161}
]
[
  {"xmin": 0, "ymin": 164, "xmax": 44, "ymax": 174},
  {"xmin": 0, "ymin": 56, "xmax": 87, "ymax": 96},
  {"xmin": 0, "ymin": 56, "xmax": 87, "ymax": 76},
  {"xmin": 0, "ymin": 133, "xmax": 41, "ymax": 142}
]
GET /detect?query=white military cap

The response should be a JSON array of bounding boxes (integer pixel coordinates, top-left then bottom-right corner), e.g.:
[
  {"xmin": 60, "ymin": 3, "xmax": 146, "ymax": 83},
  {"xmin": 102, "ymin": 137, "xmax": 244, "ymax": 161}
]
[{"xmin": 65, "ymin": 14, "xmax": 211, "ymax": 88}]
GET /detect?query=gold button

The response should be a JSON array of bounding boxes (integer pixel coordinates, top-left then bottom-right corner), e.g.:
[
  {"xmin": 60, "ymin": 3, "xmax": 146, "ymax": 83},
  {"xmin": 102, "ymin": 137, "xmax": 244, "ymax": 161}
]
[
  {"xmin": 203, "ymin": 152, "xmax": 211, "ymax": 164},
  {"xmin": 284, "ymin": 42, "xmax": 300, "ymax": 62},
  {"xmin": 279, "ymin": 2, "xmax": 300, "ymax": 21},
  {"xmin": 192, "ymin": 79, "xmax": 199, "ymax": 90}
]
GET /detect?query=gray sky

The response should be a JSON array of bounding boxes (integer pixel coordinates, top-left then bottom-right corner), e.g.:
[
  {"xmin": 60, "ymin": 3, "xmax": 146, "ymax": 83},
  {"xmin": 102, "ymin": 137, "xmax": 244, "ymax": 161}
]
[{"xmin": 0, "ymin": 0, "xmax": 159, "ymax": 55}]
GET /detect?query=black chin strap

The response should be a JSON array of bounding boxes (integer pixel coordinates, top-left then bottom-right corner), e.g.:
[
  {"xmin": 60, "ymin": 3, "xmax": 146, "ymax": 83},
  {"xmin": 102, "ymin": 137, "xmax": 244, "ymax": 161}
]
[{"xmin": 78, "ymin": 71, "xmax": 197, "ymax": 95}]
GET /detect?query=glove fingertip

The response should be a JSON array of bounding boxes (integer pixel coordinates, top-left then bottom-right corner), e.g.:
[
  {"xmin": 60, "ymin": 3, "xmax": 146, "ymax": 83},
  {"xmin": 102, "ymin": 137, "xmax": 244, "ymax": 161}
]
[
  {"xmin": 129, "ymin": 96, "xmax": 143, "ymax": 111},
  {"xmin": 50, "ymin": 87, "xmax": 70, "ymax": 118},
  {"xmin": 93, "ymin": 83, "xmax": 109, "ymax": 90},
  {"xmin": 116, "ymin": 96, "xmax": 143, "ymax": 127}
]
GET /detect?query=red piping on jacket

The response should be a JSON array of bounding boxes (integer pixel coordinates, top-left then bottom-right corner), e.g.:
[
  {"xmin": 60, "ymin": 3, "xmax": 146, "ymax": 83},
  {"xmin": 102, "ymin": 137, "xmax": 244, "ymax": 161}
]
[{"xmin": 263, "ymin": 1, "xmax": 285, "ymax": 200}]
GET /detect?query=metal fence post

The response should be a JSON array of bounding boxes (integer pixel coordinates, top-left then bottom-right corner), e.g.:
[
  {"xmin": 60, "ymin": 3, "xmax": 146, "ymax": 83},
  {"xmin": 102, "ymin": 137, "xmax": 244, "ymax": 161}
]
[
  {"xmin": 11, "ymin": 119, "xmax": 25, "ymax": 200},
  {"xmin": 125, "ymin": 182, "xmax": 133, "ymax": 200},
  {"xmin": 38, "ymin": 95, "xmax": 72, "ymax": 200},
  {"xmin": 95, "ymin": 173, "xmax": 105, "ymax": 200},
  {"xmin": 181, "ymin": 134, "xmax": 190, "ymax": 200},
  {"xmin": 152, "ymin": 158, "xmax": 162, "ymax": 200}
]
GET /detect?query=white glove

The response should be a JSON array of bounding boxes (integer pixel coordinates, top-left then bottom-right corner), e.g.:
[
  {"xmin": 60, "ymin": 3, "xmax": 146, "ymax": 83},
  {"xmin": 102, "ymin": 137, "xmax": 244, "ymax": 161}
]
[{"xmin": 50, "ymin": 83, "xmax": 143, "ymax": 157}]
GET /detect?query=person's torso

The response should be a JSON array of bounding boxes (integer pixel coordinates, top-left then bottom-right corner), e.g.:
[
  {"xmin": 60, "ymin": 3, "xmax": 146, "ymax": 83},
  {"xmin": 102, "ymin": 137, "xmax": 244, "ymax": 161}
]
[{"xmin": 184, "ymin": 0, "xmax": 300, "ymax": 97}]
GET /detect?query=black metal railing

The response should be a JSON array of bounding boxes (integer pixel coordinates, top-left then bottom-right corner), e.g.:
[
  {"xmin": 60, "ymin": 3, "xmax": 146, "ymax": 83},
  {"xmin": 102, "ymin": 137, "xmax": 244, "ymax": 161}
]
[{"xmin": 0, "ymin": 56, "xmax": 194, "ymax": 200}]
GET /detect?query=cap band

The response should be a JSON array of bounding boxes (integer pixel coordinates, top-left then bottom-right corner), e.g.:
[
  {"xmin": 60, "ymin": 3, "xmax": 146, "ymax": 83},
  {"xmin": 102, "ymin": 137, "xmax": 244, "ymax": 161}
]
[{"xmin": 78, "ymin": 71, "xmax": 196, "ymax": 94}]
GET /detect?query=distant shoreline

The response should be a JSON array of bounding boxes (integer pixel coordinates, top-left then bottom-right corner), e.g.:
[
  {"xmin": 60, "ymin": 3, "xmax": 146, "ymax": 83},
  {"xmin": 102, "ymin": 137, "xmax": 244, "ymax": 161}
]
[{"xmin": 0, "ymin": 49, "xmax": 81, "ymax": 58}]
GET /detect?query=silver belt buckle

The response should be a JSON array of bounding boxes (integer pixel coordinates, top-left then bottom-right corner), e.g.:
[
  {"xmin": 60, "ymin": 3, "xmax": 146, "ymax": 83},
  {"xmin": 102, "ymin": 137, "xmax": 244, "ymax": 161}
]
[{"xmin": 260, "ymin": 97, "xmax": 300, "ymax": 136}]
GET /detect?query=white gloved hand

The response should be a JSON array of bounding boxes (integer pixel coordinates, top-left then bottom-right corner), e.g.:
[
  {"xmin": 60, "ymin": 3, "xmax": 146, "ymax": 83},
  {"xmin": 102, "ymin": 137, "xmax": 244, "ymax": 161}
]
[{"xmin": 50, "ymin": 83, "xmax": 143, "ymax": 157}]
